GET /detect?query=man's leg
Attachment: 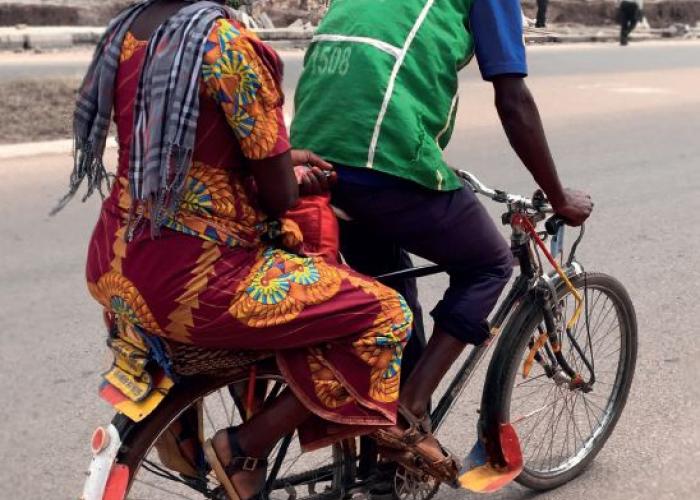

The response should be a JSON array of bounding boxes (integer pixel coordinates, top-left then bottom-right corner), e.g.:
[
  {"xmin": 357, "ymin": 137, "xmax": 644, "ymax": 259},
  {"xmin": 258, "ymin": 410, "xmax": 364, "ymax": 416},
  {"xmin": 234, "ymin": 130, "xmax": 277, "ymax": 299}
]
[
  {"xmin": 620, "ymin": 2, "xmax": 638, "ymax": 45},
  {"xmin": 536, "ymin": 0, "xmax": 548, "ymax": 28},
  {"xmin": 334, "ymin": 181, "xmax": 513, "ymax": 418},
  {"xmin": 337, "ymin": 218, "xmax": 428, "ymax": 480},
  {"xmin": 339, "ymin": 218, "xmax": 427, "ymax": 381},
  {"xmin": 619, "ymin": 4, "xmax": 629, "ymax": 44},
  {"xmin": 629, "ymin": 4, "xmax": 639, "ymax": 36}
]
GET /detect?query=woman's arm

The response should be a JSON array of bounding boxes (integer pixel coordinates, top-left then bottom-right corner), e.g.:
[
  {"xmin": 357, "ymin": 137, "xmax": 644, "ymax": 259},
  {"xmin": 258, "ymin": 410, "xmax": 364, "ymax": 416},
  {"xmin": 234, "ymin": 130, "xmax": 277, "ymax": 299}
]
[{"xmin": 248, "ymin": 151, "xmax": 299, "ymax": 218}]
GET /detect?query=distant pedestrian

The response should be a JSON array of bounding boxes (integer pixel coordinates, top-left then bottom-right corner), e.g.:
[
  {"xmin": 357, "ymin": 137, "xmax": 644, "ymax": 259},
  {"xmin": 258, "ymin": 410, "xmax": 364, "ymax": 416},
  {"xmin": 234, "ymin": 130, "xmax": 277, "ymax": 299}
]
[
  {"xmin": 618, "ymin": 0, "xmax": 644, "ymax": 45},
  {"xmin": 536, "ymin": 0, "xmax": 549, "ymax": 28}
]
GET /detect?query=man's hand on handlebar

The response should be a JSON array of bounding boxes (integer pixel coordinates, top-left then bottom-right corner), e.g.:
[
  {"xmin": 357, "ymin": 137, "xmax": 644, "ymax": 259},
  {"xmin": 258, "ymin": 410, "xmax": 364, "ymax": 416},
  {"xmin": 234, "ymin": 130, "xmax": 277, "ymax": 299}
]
[{"xmin": 551, "ymin": 188, "xmax": 594, "ymax": 227}]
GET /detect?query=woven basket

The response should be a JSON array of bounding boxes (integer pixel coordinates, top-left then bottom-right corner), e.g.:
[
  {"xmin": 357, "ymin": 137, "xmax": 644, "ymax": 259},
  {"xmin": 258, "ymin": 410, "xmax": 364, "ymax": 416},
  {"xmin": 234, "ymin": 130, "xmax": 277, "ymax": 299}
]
[{"xmin": 166, "ymin": 341, "xmax": 273, "ymax": 377}]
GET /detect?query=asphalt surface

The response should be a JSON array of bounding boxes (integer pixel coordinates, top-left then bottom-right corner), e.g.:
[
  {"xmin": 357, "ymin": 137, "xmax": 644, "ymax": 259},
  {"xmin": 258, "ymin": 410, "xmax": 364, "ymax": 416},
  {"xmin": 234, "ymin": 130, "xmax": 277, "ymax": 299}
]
[
  {"xmin": 1, "ymin": 41, "xmax": 700, "ymax": 499},
  {"xmin": 4, "ymin": 39, "xmax": 700, "ymax": 87}
]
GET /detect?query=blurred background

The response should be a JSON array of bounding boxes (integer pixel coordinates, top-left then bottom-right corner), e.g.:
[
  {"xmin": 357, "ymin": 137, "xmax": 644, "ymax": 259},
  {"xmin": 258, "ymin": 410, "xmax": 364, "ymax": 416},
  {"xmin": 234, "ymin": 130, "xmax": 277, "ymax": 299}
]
[{"xmin": 0, "ymin": 1, "xmax": 698, "ymax": 499}]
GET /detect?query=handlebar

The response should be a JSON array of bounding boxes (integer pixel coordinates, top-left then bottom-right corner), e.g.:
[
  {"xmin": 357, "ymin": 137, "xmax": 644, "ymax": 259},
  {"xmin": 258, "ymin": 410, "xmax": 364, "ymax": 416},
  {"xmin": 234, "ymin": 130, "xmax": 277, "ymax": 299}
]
[
  {"xmin": 545, "ymin": 215, "xmax": 567, "ymax": 236},
  {"xmin": 456, "ymin": 170, "xmax": 585, "ymax": 267},
  {"xmin": 456, "ymin": 170, "xmax": 554, "ymax": 213}
]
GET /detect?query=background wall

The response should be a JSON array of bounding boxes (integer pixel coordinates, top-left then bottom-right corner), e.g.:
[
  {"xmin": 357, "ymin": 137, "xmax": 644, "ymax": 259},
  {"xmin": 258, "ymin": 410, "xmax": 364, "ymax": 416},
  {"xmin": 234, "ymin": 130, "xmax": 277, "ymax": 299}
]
[{"xmin": 1, "ymin": 0, "xmax": 699, "ymax": 27}]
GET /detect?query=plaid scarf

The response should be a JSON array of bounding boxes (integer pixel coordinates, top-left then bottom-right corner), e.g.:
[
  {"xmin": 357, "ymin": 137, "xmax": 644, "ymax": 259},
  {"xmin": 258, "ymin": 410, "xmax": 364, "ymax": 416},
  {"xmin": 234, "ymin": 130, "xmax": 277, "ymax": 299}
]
[
  {"xmin": 52, "ymin": 0, "xmax": 153, "ymax": 215},
  {"xmin": 54, "ymin": 0, "xmax": 242, "ymax": 236}
]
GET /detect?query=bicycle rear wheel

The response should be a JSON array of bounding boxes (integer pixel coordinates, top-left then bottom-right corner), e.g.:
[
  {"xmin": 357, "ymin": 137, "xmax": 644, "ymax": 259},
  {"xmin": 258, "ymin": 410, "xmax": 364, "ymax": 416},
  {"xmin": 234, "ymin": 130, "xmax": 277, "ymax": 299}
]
[
  {"xmin": 481, "ymin": 272, "xmax": 637, "ymax": 491},
  {"xmin": 116, "ymin": 366, "xmax": 353, "ymax": 499}
]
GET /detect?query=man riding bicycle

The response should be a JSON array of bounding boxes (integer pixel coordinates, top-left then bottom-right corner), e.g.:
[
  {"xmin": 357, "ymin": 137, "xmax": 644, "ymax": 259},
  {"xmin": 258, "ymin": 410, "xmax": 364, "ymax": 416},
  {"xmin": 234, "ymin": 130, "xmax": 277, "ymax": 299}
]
[{"xmin": 291, "ymin": 0, "xmax": 594, "ymax": 468}]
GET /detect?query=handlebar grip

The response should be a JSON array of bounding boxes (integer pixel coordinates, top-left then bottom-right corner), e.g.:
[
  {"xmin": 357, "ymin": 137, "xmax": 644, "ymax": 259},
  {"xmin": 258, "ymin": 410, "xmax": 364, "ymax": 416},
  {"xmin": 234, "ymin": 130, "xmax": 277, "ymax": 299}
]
[{"xmin": 545, "ymin": 215, "xmax": 566, "ymax": 236}]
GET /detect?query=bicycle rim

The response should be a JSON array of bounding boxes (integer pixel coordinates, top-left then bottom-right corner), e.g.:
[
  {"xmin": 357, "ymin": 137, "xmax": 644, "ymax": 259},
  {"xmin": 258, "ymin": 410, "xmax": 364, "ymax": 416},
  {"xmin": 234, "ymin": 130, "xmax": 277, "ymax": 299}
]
[{"xmin": 504, "ymin": 273, "xmax": 637, "ymax": 487}]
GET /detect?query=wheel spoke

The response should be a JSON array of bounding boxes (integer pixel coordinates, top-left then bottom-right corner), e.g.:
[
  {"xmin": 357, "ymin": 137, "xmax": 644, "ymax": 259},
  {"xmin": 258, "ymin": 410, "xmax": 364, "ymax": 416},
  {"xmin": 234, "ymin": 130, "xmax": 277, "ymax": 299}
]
[
  {"xmin": 125, "ymin": 375, "xmax": 345, "ymax": 500},
  {"xmin": 515, "ymin": 372, "xmax": 550, "ymax": 387},
  {"xmin": 543, "ymin": 392, "xmax": 569, "ymax": 469},
  {"xmin": 517, "ymin": 385, "xmax": 558, "ymax": 449}
]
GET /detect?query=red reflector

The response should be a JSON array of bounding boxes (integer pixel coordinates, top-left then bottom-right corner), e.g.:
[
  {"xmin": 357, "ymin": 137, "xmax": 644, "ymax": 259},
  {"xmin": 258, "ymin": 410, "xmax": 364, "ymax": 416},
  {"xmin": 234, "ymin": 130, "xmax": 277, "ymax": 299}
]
[
  {"xmin": 91, "ymin": 427, "xmax": 110, "ymax": 454},
  {"xmin": 103, "ymin": 464, "xmax": 129, "ymax": 500}
]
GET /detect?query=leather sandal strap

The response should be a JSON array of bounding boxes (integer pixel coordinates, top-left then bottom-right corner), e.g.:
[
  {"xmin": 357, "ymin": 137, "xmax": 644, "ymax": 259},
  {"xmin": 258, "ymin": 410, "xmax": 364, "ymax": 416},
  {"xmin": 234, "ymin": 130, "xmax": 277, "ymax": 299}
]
[
  {"xmin": 223, "ymin": 456, "xmax": 268, "ymax": 476},
  {"xmin": 224, "ymin": 427, "xmax": 268, "ymax": 476},
  {"xmin": 397, "ymin": 404, "xmax": 432, "ymax": 440}
]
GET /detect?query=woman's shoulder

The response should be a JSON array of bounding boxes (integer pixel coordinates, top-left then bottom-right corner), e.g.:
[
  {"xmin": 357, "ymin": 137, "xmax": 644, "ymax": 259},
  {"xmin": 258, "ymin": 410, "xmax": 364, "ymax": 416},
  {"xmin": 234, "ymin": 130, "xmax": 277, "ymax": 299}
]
[
  {"xmin": 203, "ymin": 17, "xmax": 284, "ymax": 94},
  {"xmin": 204, "ymin": 18, "xmax": 263, "ymax": 63}
]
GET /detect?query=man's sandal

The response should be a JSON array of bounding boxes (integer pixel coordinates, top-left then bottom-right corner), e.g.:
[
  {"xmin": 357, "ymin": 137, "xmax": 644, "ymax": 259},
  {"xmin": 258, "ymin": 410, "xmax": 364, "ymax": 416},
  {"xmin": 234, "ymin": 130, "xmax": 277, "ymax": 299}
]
[
  {"xmin": 203, "ymin": 428, "xmax": 268, "ymax": 500},
  {"xmin": 373, "ymin": 405, "xmax": 460, "ymax": 482}
]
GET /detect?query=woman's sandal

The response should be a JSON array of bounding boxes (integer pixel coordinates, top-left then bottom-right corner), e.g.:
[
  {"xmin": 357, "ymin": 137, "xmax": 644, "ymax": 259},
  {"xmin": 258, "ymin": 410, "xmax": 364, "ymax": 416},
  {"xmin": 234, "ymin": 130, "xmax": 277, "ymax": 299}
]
[
  {"xmin": 154, "ymin": 408, "xmax": 205, "ymax": 478},
  {"xmin": 203, "ymin": 428, "xmax": 268, "ymax": 500},
  {"xmin": 373, "ymin": 405, "xmax": 460, "ymax": 482}
]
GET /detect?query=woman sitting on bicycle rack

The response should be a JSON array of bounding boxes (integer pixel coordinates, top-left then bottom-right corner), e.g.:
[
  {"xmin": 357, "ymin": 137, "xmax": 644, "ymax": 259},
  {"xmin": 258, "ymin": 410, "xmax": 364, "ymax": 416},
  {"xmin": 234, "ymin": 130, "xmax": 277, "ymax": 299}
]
[{"xmin": 48, "ymin": 1, "xmax": 461, "ymax": 498}]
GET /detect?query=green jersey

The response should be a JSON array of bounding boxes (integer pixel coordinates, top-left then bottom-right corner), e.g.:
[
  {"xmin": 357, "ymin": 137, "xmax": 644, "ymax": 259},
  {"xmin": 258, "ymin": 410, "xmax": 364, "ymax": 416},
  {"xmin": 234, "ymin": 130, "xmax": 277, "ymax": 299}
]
[{"xmin": 291, "ymin": 0, "xmax": 474, "ymax": 191}]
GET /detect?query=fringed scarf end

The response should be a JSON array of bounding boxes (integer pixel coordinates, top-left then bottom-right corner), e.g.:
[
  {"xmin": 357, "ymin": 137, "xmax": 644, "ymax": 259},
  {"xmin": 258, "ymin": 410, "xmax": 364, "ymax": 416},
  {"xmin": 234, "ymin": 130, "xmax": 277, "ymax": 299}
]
[{"xmin": 50, "ymin": 139, "xmax": 113, "ymax": 216}]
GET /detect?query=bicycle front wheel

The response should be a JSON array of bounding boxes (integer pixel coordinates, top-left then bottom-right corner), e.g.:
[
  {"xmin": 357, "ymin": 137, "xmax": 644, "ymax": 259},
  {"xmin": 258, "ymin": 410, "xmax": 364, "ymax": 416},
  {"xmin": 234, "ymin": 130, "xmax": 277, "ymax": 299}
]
[{"xmin": 481, "ymin": 272, "xmax": 637, "ymax": 491}]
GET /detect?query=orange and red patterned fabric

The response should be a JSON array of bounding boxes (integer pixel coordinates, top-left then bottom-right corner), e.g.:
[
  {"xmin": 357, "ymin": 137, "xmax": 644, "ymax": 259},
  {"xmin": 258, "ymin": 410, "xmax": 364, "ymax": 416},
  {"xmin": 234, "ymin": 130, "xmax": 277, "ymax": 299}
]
[{"xmin": 86, "ymin": 19, "xmax": 411, "ymax": 449}]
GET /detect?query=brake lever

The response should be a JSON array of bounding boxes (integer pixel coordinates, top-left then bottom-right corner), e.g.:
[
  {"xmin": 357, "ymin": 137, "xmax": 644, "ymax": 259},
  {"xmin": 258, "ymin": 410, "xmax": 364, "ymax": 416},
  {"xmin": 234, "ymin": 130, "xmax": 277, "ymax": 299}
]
[{"xmin": 532, "ymin": 189, "xmax": 548, "ymax": 210}]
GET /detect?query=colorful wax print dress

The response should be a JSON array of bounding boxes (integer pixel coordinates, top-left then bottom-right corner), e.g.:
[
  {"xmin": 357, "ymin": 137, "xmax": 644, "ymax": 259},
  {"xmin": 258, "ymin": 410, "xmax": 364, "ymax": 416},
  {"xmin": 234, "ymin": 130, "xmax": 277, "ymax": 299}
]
[{"xmin": 86, "ymin": 19, "xmax": 412, "ymax": 449}]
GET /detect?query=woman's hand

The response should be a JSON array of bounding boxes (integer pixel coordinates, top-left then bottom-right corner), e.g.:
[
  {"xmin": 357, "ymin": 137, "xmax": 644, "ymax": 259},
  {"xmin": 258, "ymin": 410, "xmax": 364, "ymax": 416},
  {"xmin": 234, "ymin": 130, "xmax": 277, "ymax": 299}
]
[{"xmin": 292, "ymin": 149, "xmax": 337, "ymax": 196}]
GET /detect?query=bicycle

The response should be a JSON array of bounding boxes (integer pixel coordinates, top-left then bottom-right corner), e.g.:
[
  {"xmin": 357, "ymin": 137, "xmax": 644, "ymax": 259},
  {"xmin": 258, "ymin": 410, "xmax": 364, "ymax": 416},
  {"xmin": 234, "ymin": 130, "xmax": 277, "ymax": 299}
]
[{"xmin": 81, "ymin": 170, "xmax": 637, "ymax": 500}]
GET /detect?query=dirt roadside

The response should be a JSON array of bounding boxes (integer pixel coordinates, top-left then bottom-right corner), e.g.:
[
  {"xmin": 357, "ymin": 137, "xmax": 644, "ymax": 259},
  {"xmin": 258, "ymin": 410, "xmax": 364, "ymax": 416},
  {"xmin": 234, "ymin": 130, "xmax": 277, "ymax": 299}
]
[
  {"xmin": 1, "ymin": 1, "xmax": 700, "ymax": 28},
  {"xmin": 0, "ymin": 77, "xmax": 79, "ymax": 144}
]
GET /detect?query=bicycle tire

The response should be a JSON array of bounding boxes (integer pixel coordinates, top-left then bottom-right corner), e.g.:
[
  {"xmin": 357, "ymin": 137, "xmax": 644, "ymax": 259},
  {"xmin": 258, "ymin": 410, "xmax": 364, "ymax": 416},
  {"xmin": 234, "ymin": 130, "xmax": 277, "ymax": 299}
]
[
  {"xmin": 481, "ymin": 272, "xmax": 637, "ymax": 491},
  {"xmin": 114, "ymin": 366, "xmax": 352, "ymax": 499}
]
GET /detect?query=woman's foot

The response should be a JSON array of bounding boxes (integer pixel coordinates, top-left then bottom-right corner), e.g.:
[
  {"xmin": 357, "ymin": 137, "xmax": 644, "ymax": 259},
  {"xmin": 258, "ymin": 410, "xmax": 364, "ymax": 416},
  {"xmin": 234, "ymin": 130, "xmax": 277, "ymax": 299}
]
[
  {"xmin": 205, "ymin": 428, "xmax": 268, "ymax": 500},
  {"xmin": 154, "ymin": 411, "xmax": 203, "ymax": 478}
]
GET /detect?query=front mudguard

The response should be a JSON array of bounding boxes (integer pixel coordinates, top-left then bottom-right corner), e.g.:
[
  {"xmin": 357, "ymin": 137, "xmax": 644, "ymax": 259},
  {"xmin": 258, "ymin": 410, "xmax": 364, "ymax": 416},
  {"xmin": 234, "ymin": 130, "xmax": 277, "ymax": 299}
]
[{"xmin": 479, "ymin": 263, "xmax": 584, "ymax": 467}]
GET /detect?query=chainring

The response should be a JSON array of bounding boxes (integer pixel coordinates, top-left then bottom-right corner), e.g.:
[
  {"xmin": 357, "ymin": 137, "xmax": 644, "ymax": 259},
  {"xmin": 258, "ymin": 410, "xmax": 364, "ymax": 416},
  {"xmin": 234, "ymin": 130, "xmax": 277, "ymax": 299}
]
[{"xmin": 393, "ymin": 466, "xmax": 440, "ymax": 500}]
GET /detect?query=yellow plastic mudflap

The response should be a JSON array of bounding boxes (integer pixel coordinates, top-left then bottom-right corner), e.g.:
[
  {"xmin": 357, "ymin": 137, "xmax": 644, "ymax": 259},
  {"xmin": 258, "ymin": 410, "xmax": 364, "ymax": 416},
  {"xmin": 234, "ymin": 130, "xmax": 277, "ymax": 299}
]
[
  {"xmin": 109, "ymin": 374, "xmax": 175, "ymax": 423},
  {"xmin": 104, "ymin": 338, "xmax": 153, "ymax": 402},
  {"xmin": 103, "ymin": 364, "xmax": 153, "ymax": 403},
  {"xmin": 100, "ymin": 334, "xmax": 175, "ymax": 422}
]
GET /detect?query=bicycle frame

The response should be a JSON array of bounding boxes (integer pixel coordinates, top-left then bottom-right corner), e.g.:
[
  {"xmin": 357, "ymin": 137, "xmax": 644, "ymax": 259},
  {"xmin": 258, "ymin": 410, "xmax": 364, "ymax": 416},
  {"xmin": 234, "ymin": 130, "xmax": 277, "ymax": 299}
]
[
  {"xmin": 374, "ymin": 239, "xmax": 533, "ymax": 433},
  {"xmin": 372, "ymin": 171, "xmax": 588, "ymax": 434}
]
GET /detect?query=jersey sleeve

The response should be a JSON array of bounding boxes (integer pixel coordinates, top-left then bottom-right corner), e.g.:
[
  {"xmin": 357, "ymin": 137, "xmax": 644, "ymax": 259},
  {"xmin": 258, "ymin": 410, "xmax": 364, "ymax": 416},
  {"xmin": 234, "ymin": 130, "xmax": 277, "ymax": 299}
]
[
  {"xmin": 470, "ymin": 0, "xmax": 528, "ymax": 81},
  {"xmin": 202, "ymin": 19, "xmax": 290, "ymax": 160}
]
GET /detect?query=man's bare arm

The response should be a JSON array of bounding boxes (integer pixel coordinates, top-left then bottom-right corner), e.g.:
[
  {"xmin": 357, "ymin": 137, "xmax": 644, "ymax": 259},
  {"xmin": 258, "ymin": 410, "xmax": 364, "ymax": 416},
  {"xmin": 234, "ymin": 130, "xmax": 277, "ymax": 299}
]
[{"xmin": 493, "ymin": 76, "xmax": 593, "ymax": 225}]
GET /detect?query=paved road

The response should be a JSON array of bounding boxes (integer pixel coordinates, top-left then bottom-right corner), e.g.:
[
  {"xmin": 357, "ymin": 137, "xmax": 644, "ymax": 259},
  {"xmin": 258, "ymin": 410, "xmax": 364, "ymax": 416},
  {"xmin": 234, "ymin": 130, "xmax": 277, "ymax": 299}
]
[
  {"xmin": 1, "ymin": 41, "xmax": 699, "ymax": 499},
  {"xmin": 4, "ymin": 39, "xmax": 700, "ymax": 88}
]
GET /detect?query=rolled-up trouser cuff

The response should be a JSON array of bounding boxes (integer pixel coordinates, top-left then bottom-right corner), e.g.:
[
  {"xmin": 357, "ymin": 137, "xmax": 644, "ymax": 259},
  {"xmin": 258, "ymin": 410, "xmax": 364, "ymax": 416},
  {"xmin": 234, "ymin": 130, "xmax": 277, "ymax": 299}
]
[{"xmin": 431, "ymin": 302, "xmax": 492, "ymax": 345}]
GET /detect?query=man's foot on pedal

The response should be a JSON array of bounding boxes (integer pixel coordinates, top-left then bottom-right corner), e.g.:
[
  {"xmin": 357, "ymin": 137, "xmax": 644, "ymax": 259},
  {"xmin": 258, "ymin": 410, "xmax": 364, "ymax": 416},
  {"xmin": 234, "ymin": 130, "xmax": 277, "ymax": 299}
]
[{"xmin": 373, "ymin": 406, "xmax": 459, "ymax": 482}]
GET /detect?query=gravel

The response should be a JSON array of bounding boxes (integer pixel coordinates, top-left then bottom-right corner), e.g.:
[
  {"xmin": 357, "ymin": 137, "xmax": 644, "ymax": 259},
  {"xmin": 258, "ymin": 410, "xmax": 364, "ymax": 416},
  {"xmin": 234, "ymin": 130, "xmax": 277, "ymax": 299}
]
[{"xmin": 0, "ymin": 77, "xmax": 79, "ymax": 144}]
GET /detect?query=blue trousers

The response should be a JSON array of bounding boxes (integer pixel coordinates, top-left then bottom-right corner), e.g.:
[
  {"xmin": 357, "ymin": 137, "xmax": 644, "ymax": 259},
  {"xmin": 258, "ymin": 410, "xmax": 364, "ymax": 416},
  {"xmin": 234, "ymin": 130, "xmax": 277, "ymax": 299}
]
[{"xmin": 332, "ymin": 167, "xmax": 513, "ymax": 348}]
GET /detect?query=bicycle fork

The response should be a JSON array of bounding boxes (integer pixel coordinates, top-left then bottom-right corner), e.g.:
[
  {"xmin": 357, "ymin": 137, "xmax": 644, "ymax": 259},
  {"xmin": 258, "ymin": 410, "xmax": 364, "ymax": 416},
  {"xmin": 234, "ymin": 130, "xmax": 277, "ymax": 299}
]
[{"xmin": 527, "ymin": 282, "xmax": 595, "ymax": 392}]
